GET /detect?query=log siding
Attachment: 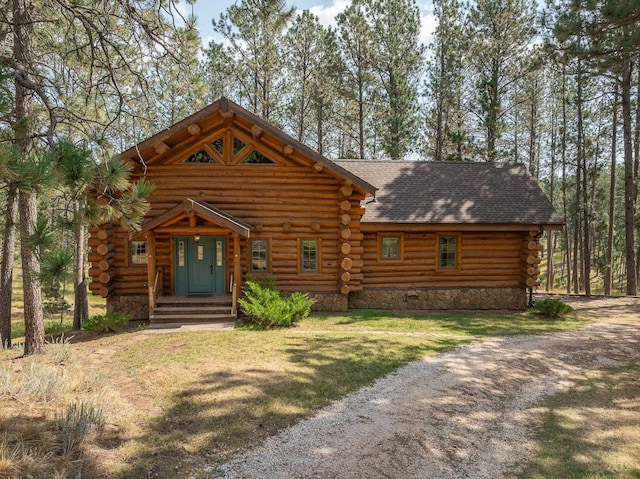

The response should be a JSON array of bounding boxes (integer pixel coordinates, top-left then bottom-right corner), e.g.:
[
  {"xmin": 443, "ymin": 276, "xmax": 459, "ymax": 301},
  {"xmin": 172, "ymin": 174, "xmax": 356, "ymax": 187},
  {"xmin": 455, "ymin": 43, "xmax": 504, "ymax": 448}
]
[
  {"xmin": 361, "ymin": 231, "xmax": 524, "ymax": 289},
  {"xmin": 89, "ymin": 98, "xmax": 559, "ymax": 316},
  {"xmin": 89, "ymin": 161, "xmax": 367, "ymax": 299}
]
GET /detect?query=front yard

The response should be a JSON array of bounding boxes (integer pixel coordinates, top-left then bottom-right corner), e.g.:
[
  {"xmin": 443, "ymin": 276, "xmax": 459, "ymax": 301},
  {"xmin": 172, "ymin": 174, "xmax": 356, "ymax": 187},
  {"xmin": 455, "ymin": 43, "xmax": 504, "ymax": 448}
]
[{"xmin": 2, "ymin": 304, "xmax": 636, "ymax": 478}]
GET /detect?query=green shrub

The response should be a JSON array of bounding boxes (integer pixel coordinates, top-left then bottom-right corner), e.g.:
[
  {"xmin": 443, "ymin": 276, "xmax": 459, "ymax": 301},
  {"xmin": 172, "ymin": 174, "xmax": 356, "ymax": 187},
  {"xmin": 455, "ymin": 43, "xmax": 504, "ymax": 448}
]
[
  {"xmin": 82, "ymin": 313, "xmax": 130, "ymax": 333},
  {"xmin": 239, "ymin": 280, "xmax": 315, "ymax": 328},
  {"xmin": 532, "ymin": 298, "xmax": 574, "ymax": 319}
]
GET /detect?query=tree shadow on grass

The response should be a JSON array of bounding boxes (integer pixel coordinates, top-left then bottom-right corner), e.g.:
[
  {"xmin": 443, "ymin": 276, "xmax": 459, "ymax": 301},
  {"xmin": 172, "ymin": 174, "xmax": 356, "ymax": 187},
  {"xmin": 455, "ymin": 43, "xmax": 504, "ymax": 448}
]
[
  {"xmin": 0, "ymin": 414, "xmax": 100, "ymax": 478},
  {"xmin": 331, "ymin": 309, "xmax": 575, "ymax": 337},
  {"xmin": 522, "ymin": 361, "xmax": 640, "ymax": 479},
  {"xmin": 114, "ymin": 334, "xmax": 461, "ymax": 478}
]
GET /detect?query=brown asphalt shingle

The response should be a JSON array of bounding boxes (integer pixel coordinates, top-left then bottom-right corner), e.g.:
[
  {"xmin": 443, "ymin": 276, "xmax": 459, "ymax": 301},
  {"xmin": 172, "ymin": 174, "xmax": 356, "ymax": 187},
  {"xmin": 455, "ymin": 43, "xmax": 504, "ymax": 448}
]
[{"xmin": 336, "ymin": 160, "xmax": 563, "ymax": 226}]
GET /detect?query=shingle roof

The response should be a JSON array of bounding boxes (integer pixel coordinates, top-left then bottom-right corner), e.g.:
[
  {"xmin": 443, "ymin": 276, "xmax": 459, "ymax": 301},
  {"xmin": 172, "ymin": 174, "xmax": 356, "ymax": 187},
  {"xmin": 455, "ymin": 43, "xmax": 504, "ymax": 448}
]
[{"xmin": 336, "ymin": 160, "xmax": 564, "ymax": 226}]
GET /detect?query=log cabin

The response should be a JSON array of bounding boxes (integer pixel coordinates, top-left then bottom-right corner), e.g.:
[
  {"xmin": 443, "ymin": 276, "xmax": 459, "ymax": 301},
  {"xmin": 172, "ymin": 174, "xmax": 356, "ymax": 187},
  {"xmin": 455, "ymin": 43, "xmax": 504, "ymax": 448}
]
[{"xmin": 88, "ymin": 97, "xmax": 563, "ymax": 323}]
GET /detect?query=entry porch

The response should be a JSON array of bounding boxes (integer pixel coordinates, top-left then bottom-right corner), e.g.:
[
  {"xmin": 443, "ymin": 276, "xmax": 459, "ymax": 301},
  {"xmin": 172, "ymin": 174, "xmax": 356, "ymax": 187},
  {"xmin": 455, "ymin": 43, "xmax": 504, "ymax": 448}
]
[{"xmin": 132, "ymin": 198, "xmax": 251, "ymax": 320}]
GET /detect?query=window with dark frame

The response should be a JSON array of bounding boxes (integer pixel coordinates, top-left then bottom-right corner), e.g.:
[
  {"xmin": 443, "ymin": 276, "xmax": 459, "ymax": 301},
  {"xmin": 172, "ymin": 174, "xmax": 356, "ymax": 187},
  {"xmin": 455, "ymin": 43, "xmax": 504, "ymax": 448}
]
[
  {"xmin": 438, "ymin": 235, "xmax": 458, "ymax": 269},
  {"xmin": 251, "ymin": 239, "xmax": 268, "ymax": 272},
  {"xmin": 301, "ymin": 239, "xmax": 318, "ymax": 272},
  {"xmin": 380, "ymin": 235, "xmax": 401, "ymax": 260},
  {"xmin": 130, "ymin": 240, "xmax": 147, "ymax": 265}
]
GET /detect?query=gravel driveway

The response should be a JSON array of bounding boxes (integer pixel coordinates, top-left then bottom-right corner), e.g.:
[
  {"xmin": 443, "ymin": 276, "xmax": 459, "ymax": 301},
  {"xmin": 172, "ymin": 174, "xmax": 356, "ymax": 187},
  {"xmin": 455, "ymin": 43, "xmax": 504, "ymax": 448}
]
[{"xmin": 217, "ymin": 297, "xmax": 640, "ymax": 479}]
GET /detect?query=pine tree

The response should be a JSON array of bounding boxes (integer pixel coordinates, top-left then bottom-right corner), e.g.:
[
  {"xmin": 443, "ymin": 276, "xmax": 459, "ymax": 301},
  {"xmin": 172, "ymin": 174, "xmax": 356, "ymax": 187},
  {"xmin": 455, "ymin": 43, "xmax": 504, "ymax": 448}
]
[
  {"xmin": 553, "ymin": 0, "xmax": 640, "ymax": 295},
  {"xmin": 214, "ymin": 0, "xmax": 294, "ymax": 123},
  {"xmin": 337, "ymin": 0, "xmax": 376, "ymax": 159},
  {"xmin": 1, "ymin": 0, "xmax": 193, "ymax": 354},
  {"xmin": 284, "ymin": 11, "xmax": 344, "ymax": 155},
  {"xmin": 364, "ymin": 0, "xmax": 424, "ymax": 160},
  {"xmin": 425, "ymin": 0, "xmax": 469, "ymax": 161},
  {"xmin": 466, "ymin": 0, "xmax": 537, "ymax": 162}
]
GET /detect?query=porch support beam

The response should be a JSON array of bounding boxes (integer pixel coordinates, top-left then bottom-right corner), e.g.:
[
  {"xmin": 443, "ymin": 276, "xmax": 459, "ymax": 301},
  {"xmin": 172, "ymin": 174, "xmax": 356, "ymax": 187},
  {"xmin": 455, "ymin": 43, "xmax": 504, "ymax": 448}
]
[
  {"xmin": 232, "ymin": 233, "xmax": 241, "ymax": 317},
  {"xmin": 146, "ymin": 232, "xmax": 157, "ymax": 313}
]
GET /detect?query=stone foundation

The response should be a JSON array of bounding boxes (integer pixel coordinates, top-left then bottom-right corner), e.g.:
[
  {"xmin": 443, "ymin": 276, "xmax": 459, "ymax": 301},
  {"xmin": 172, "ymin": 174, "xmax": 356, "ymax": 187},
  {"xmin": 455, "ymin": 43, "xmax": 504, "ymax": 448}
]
[
  {"xmin": 107, "ymin": 295, "xmax": 149, "ymax": 320},
  {"xmin": 309, "ymin": 293, "xmax": 349, "ymax": 312},
  {"xmin": 348, "ymin": 287, "xmax": 527, "ymax": 311},
  {"xmin": 107, "ymin": 288, "xmax": 525, "ymax": 319}
]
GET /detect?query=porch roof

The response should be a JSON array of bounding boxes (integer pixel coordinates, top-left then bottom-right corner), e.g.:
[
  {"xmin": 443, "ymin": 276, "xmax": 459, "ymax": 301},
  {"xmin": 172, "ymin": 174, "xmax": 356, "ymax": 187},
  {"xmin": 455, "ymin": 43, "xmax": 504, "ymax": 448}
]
[{"xmin": 133, "ymin": 198, "xmax": 251, "ymax": 238}]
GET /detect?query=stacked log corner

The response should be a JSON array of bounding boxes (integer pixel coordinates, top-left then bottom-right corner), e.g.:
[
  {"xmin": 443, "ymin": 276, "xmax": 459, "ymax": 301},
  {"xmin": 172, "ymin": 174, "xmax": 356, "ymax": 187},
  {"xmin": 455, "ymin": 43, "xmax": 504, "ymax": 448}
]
[
  {"xmin": 338, "ymin": 183, "xmax": 364, "ymax": 296},
  {"xmin": 521, "ymin": 231, "xmax": 543, "ymax": 289},
  {"xmin": 88, "ymin": 224, "xmax": 115, "ymax": 298}
]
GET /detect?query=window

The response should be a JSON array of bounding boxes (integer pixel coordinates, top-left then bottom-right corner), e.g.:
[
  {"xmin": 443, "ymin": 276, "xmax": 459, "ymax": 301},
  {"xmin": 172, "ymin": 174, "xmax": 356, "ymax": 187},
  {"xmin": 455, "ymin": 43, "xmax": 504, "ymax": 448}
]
[
  {"xmin": 211, "ymin": 137, "xmax": 223, "ymax": 154},
  {"xmin": 379, "ymin": 235, "xmax": 402, "ymax": 260},
  {"xmin": 233, "ymin": 137, "xmax": 246, "ymax": 155},
  {"xmin": 300, "ymin": 239, "xmax": 319, "ymax": 272},
  {"xmin": 242, "ymin": 151, "xmax": 274, "ymax": 164},
  {"xmin": 182, "ymin": 149, "xmax": 214, "ymax": 163},
  {"xmin": 130, "ymin": 241, "xmax": 147, "ymax": 265},
  {"xmin": 438, "ymin": 235, "xmax": 458, "ymax": 269},
  {"xmin": 251, "ymin": 239, "xmax": 269, "ymax": 272}
]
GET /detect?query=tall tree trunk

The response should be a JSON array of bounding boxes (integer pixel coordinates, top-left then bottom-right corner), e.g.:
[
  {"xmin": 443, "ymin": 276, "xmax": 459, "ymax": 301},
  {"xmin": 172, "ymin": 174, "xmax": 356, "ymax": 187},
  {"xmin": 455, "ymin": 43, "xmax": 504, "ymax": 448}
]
[
  {"xmin": 577, "ymin": 60, "xmax": 591, "ymax": 296},
  {"xmin": 528, "ymin": 85, "xmax": 537, "ymax": 176},
  {"xmin": 316, "ymin": 107, "xmax": 324, "ymax": 156},
  {"xmin": 0, "ymin": 184, "xmax": 18, "ymax": 348},
  {"xmin": 73, "ymin": 203, "xmax": 89, "ymax": 329},
  {"xmin": 605, "ymin": 83, "xmax": 618, "ymax": 296},
  {"xmin": 546, "ymin": 104, "xmax": 557, "ymax": 292},
  {"xmin": 621, "ymin": 58, "xmax": 637, "ymax": 295},
  {"xmin": 486, "ymin": 58, "xmax": 500, "ymax": 162},
  {"xmin": 14, "ymin": 0, "xmax": 44, "ymax": 355},
  {"xmin": 19, "ymin": 191, "xmax": 44, "ymax": 355},
  {"xmin": 573, "ymin": 196, "xmax": 581, "ymax": 293},
  {"xmin": 634, "ymin": 61, "xmax": 640, "ymax": 285},
  {"xmin": 434, "ymin": 48, "xmax": 445, "ymax": 162},
  {"xmin": 561, "ymin": 67, "xmax": 571, "ymax": 293},
  {"xmin": 358, "ymin": 70, "xmax": 365, "ymax": 159}
]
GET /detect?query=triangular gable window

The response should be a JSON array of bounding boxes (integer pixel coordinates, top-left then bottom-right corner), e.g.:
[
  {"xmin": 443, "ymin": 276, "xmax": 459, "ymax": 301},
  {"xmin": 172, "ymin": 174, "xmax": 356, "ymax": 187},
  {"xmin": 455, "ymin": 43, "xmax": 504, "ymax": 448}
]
[
  {"xmin": 183, "ymin": 149, "xmax": 214, "ymax": 163},
  {"xmin": 212, "ymin": 137, "xmax": 223, "ymax": 155},
  {"xmin": 242, "ymin": 151, "xmax": 274, "ymax": 164},
  {"xmin": 233, "ymin": 137, "xmax": 246, "ymax": 155}
]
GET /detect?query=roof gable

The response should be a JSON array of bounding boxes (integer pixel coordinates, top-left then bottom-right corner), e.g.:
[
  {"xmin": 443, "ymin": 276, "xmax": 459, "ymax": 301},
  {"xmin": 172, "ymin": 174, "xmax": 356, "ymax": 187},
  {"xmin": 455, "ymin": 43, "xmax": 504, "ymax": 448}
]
[
  {"xmin": 134, "ymin": 198, "xmax": 251, "ymax": 238},
  {"xmin": 337, "ymin": 160, "xmax": 563, "ymax": 227},
  {"xmin": 120, "ymin": 97, "xmax": 376, "ymax": 195}
]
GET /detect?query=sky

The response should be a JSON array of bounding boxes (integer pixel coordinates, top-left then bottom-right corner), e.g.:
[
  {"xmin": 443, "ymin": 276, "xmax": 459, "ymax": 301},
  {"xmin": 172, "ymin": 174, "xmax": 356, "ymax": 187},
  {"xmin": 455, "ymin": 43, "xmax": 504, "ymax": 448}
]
[{"xmin": 181, "ymin": 0, "xmax": 436, "ymax": 50}]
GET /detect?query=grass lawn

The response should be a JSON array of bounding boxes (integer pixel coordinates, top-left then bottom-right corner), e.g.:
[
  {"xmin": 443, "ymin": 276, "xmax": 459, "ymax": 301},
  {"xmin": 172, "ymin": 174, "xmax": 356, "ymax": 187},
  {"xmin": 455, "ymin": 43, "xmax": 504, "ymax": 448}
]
[
  {"xmin": 520, "ymin": 361, "xmax": 640, "ymax": 479},
  {"xmin": 0, "ymin": 308, "xmax": 586, "ymax": 478},
  {"xmin": 8, "ymin": 277, "xmax": 106, "ymax": 340}
]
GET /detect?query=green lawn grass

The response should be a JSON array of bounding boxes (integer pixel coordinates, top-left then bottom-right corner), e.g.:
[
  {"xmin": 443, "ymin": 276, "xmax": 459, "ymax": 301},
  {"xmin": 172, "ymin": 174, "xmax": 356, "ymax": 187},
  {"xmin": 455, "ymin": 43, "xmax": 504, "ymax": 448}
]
[
  {"xmin": 9, "ymin": 276, "xmax": 106, "ymax": 340},
  {"xmin": 520, "ymin": 361, "xmax": 640, "ymax": 479},
  {"xmin": 108, "ymin": 310, "xmax": 581, "ymax": 478},
  {"xmin": 1, "ymin": 291, "xmax": 600, "ymax": 479}
]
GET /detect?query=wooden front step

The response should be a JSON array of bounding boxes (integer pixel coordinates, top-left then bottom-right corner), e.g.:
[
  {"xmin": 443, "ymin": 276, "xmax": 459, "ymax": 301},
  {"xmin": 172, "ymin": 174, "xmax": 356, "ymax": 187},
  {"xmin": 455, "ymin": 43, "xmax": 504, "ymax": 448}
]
[{"xmin": 151, "ymin": 295, "xmax": 235, "ymax": 324}]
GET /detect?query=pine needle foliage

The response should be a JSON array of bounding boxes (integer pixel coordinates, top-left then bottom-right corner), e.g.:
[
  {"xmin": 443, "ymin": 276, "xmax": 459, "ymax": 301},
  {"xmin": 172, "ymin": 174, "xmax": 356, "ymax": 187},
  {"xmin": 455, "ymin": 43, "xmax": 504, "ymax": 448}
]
[
  {"xmin": 239, "ymin": 279, "xmax": 315, "ymax": 328},
  {"xmin": 532, "ymin": 298, "xmax": 574, "ymax": 319}
]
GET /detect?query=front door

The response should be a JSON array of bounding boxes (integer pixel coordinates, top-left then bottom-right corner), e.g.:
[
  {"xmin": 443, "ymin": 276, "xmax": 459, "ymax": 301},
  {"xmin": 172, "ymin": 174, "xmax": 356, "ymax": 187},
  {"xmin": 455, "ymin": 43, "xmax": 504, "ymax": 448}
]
[{"xmin": 174, "ymin": 236, "xmax": 226, "ymax": 295}]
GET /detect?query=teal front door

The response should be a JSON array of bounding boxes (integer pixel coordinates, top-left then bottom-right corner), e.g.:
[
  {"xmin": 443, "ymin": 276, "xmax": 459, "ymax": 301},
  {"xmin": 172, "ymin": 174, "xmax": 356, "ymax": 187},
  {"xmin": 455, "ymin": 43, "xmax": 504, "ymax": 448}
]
[{"xmin": 174, "ymin": 236, "xmax": 226, "ymax": 295}]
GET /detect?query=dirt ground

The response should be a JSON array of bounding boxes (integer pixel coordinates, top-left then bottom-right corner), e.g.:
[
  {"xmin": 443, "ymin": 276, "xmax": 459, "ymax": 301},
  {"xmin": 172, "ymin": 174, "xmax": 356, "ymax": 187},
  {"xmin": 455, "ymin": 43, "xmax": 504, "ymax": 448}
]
[{"xmin": 215, "ymin": 296, "xmax": 640, "ymax": 479}]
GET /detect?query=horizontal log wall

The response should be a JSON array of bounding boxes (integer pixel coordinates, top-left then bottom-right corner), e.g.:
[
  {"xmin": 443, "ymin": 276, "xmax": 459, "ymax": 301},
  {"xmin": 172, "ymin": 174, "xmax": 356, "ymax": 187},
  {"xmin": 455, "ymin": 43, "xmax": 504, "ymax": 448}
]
[
  {"xmin": 361, "ymin": 231, "xmax": 525, "ymax": 289},
  {"xmin": 88, "ymin": 162, "xmax": 366, "ymax": 297}
]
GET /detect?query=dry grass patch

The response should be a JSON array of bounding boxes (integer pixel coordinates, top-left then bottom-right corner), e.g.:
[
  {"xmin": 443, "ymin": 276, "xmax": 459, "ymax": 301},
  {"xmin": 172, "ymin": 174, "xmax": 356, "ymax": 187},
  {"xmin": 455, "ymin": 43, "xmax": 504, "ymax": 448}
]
[
  {"xmin": 0, "ymin": 342, "xmax": 119, "ymax": 478},
  {"xmin": 521, "ymin": 361, "xmax": 640, "ymax": 479}
]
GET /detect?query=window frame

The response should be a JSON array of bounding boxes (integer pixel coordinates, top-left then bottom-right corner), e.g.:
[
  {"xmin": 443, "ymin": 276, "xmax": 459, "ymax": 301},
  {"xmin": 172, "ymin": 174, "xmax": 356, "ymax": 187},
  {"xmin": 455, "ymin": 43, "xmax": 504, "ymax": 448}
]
[
  {"xmin": 436, "ymin": 233, "xmax": 460, "ymax": 271},
  {"xmin": 249, "ymin": 238, "xmax": 271, "ymax": 273},
  {"xmin": 378, "ymin": 233, "xmax": 404, "ymax": 262},
  {"xmin": 129, "ymin": 240, "xmax": 148, "ymax": 266},
  {"xmin": 298, "ymin": 238, "xmax": 321, "ymax": 273}
]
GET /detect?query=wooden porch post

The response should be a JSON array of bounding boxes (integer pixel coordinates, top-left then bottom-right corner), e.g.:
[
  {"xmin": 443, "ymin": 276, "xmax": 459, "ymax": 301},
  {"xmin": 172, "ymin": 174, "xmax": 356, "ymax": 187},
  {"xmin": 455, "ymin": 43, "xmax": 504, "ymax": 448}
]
[
  {"xmin": 232, "ymin": 233, "xmax": 241, "ymax": 316},
  {"xmin": 146, "ymin": 232, "xmax": 157, "ymax": 313}
]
